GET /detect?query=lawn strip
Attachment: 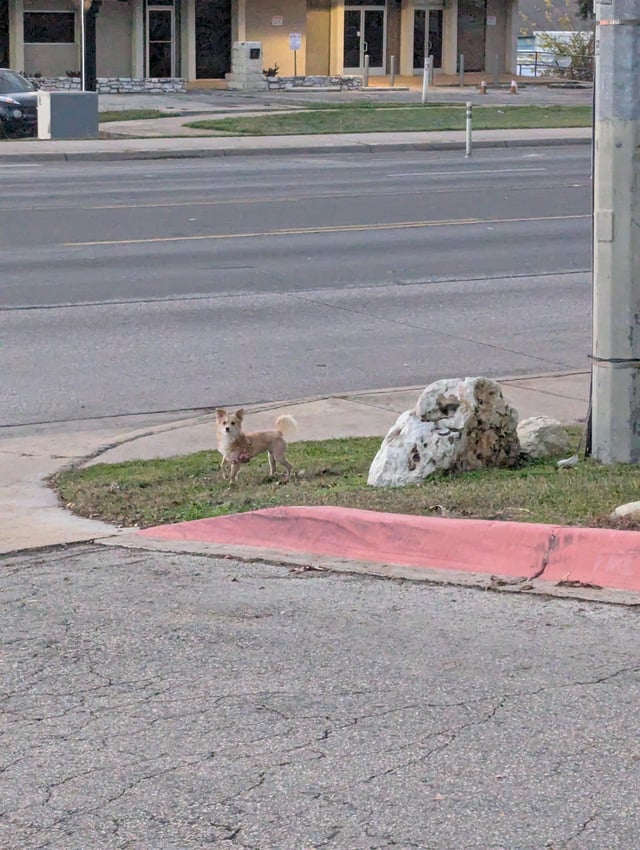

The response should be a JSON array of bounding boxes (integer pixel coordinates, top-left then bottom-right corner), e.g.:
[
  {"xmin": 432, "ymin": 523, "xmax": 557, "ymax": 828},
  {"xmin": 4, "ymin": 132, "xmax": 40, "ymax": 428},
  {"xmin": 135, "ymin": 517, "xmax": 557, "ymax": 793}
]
[
  {"xmin": 51, "ymin": 433, "xmax": 640, "ymax": 531},
  {"xmin": 185, "ymin": 105, "xmax": 593, "ymax": 136}
]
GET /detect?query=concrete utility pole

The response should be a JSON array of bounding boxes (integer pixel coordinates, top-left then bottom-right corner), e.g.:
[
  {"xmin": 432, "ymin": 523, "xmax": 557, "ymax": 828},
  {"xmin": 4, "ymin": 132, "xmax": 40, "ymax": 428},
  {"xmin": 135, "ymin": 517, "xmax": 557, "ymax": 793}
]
[{"xmin": 592, "ymin": 0, "xmax": 640, "ymax": 463}]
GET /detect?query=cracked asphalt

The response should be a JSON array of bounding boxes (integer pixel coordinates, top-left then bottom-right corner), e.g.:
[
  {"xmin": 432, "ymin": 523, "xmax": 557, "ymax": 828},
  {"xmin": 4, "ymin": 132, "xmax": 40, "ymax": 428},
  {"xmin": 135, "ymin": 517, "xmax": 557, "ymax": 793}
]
[{"xmin": 2, "ymin": 544, "xmax": 640, "ymax": 850}]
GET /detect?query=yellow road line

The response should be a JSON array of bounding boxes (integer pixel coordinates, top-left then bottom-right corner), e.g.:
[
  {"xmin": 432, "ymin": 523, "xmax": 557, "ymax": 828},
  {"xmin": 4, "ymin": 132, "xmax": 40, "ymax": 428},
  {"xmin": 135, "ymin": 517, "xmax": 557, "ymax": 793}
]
[{"xmin": 64, "ymin": 214, "xmax": 589, "ymax": 248}]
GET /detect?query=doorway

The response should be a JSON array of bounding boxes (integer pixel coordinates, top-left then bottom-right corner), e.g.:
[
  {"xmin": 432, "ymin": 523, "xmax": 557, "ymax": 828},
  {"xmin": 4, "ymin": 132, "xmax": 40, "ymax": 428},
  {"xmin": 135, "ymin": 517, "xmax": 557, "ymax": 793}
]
[
  {"xmin": 147, "ymin": 1, "xmax": 175, "ymax": 77},
  {"xmin": 195, "ymin": 0, "xmax": 231, "ymax": 78},
  {"xmin": 413, "ymin": 8, "xmax": 443, "ymax": 72},
  {"xmin": 343, "ymin": 4, "xmax": 386, "ymax": 74}
]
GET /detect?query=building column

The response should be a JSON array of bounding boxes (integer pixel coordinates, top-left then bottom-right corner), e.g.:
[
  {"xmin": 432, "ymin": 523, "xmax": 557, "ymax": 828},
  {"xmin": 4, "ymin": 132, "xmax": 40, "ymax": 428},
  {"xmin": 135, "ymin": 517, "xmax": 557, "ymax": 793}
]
[
  {"xmin": 9, "ymin": 0, "xmax": 24, "ymax": 71},
  {"xmin": 329, "ymin": 0, "xmax": 344, "ymax": 74},
  {"xmin": 399, "ymin": 0, "xmax": 413, "ymax": 76},
  {"xmin": 182, "ymin": 0, "xmax": 195, "ymax": 79},
  {"xmin": 131, "ymin": 0, "xmax": 144, "ymax": 77},
  {"xmin": 504, "ymin": 0, "xmax": 518, "ymax": 74},
  {"xmin": 442, "ymin": 0, "xmax": 457, "ymax": 75},
  {"xmin": 231, "ymin": 0, "xmax": 246, "ymax": 44}
]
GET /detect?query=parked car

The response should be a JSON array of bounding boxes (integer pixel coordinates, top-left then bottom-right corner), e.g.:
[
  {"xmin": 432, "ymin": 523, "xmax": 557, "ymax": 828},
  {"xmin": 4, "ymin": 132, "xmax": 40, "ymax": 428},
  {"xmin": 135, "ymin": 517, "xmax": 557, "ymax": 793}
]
[{"xmin": 0, "ymin": 69, "xmax": 38, "ymax": 139}]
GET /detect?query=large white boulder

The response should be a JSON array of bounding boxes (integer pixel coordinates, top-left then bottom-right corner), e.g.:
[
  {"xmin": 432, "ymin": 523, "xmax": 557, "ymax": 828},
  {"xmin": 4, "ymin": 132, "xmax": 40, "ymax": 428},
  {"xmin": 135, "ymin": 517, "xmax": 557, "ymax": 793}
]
[
  {"xmin": 517, "ymin": 415, "xmax": 570, "ymax": 459},
  {"xmin": 368, "ymin": 377, "xmax": 520, "ymax": 487}
]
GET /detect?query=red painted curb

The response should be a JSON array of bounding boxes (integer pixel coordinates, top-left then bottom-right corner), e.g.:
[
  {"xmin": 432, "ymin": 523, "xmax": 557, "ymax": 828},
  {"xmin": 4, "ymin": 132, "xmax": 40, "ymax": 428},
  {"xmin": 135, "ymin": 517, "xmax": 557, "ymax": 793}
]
[{"xmin": 137, "ymin": 506, "xmax": 640, "ymax": 592}]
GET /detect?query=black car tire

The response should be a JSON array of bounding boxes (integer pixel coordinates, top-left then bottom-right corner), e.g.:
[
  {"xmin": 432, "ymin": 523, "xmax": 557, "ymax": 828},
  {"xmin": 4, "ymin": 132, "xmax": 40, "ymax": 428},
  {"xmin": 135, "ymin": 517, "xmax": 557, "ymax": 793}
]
[{"xmin": 0, "ymin": 120, "xmax": 6, "ymax": 139}]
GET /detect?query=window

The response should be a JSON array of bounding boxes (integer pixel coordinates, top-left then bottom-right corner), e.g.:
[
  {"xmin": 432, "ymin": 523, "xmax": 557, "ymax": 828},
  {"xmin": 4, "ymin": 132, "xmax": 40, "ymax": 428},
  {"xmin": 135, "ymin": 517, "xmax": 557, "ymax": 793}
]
[{"xmin": 24, "ymin": 11, "xmax": 75, "ymax": 44}]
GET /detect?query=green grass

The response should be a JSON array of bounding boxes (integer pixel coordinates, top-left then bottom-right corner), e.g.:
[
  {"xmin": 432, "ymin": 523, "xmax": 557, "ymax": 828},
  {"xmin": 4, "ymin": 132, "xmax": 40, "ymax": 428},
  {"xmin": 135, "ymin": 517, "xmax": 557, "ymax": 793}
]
[
  {"xmin": 52, "ymin": 433, "xmax": 640, "ymax": 531},
  {"xmin": 98, "ymin": 109, "xmax": 173, "ymax": 123},
  {"xmin": 185, "ymin": 104, "xmax": 593, "ymax": 136}
]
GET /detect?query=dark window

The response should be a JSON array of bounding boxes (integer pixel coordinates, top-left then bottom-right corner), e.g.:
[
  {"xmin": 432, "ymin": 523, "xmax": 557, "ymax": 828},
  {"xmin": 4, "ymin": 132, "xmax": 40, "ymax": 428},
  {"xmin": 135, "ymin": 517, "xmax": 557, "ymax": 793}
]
[{"xmin": 24, "ymin": 11, "xmax": 75, "ymax": 44}]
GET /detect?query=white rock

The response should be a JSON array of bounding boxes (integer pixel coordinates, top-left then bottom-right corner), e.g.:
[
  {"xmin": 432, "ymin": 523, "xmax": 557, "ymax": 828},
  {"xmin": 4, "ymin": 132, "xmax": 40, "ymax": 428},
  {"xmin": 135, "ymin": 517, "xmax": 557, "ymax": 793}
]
[
  {"xmin": 517, "ymin": 415, "xmax": 570, "ymax": 459},
  {"xmin": 368, "ymin": 377, "xmax": 520, "ymax": 487},
  {"xmin": 611, "ymin": 501, "xmax": 640, "ymax": 521}
]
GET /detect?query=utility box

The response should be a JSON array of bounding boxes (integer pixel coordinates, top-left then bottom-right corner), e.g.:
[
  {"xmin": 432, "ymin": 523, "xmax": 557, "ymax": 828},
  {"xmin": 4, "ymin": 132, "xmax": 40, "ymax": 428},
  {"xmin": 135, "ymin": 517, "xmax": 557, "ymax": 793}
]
[
  {"xmin": 226, "ymin": 42, "xmax": 268, "ymax": 91},
  {"xmin": 37, "ymin": 91, "xmax": 99, "ymax": 140}
]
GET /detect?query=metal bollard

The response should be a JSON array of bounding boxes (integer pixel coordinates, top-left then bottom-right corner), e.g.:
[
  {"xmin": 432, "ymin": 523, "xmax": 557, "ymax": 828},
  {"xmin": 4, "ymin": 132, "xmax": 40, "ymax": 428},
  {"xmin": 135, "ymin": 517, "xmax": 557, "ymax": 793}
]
[
  {"xmin": 363, "ymin": 54, "xmax": 370, "ymax": 88},
  {"xmin": 421, "ymin": 57, "xmax": 429, "ymax": 104},
  {"xmin": 465, "ymin": 101, "xmax": 472, "ymax": 158},
  {"xmin": 459, "ymin": 53, "xmax": 465, "ymax": 87},
  {"xmin": 390, "ymin": 55, "xmax": 396, "ymax": 88}
]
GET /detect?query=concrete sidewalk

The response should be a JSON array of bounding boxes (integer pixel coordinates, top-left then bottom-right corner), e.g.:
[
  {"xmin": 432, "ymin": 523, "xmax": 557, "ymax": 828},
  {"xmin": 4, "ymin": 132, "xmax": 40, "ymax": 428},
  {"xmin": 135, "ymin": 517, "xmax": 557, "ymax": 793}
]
[
  {"xmin": 1, "ymin": 125, "xmax": 591, "ymax": 162},
  {"xmin": 0, "ymin": 371, "xmax": 590, "ymax": 555}
]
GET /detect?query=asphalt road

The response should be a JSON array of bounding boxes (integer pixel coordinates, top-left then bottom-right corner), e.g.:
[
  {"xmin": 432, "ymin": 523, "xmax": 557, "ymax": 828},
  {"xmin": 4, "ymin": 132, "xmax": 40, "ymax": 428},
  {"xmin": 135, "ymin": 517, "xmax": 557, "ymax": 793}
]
[
  {"xmin": 2, "ymin": 544, "xmax": 639, "ymax": 850},
  {"xmin": 1, "ymin": 147, "xmax": 592, "ymax": 426}
]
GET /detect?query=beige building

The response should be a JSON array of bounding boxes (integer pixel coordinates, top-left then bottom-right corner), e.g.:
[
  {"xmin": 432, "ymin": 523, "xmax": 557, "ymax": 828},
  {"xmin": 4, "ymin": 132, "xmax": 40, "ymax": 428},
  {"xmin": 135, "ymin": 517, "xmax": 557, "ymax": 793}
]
[{"xmin": 0, "ymin": 0, "xmax": 518, "ymax": 85}]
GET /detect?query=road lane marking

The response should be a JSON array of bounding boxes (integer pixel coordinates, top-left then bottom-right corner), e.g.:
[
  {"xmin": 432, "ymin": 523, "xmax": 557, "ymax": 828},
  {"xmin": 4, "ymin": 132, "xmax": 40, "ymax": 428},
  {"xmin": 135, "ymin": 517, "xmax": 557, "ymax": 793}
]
[
  {"xmin": 390, "ymin": 167, "xmax": 547, "ymax": 177},
  {"xmin": 64, "ymin": 213, "xmax": 590, "ymax": 248}
]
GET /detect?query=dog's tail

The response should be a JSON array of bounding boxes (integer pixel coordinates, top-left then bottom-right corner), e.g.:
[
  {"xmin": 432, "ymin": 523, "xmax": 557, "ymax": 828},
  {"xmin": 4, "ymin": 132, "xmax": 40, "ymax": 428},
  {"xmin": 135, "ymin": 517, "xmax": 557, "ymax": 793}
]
[{"xmin": 275, "ymin": 414, "xmax": 298, "ymax": 438}]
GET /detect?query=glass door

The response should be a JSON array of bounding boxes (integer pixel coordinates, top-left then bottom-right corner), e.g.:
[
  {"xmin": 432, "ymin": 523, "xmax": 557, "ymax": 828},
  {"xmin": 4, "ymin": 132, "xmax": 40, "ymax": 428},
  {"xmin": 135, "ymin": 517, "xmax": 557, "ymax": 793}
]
[
  {"xmin": 147, "ymin": 4, "xmax": 175, "ymax": 77},
  {"xmin": 344, "ymin": 6, "xmax": 386, "ymax": 74},
  {"xmin": 413, "ymin": 8, "xmax": 443, "ymax": 73}
]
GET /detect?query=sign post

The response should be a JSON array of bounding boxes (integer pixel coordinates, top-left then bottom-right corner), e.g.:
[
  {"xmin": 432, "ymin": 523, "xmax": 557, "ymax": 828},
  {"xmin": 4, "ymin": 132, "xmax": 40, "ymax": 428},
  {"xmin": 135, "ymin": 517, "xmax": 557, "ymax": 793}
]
[
  {"xmin": 289, "ymin": 32, "xmax": 302, "ymax": 77},
  {"xmin": 80, "ymin": 0, "xmax": 87, "ymax": 90}
]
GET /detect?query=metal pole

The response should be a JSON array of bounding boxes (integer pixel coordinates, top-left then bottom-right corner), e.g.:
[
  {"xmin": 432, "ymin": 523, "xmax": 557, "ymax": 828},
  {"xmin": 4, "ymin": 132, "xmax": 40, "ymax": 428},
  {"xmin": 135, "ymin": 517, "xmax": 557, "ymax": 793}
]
[
  {"xmin": 592, "ymin": 0, "xmax": 640, "ymax": 463},
  {"xmin": 80, "ymin": 0, "xmax": 86, "ymax": 91},
  {"xmin": 428, "ymin": 55, "xmax": 434, "ymax": 85},
  {"xmin": 465, "ymin": 101, "xmax": 472, "ymax": 158},
  {"xmin": 494, "ymin": 52, "xmax": 500, "ymax": 85},
  {"xmin": 421, "ymin": 56, "xmax": 429, "ymax": 103},
  {"xmin": 390, "ymin": 55, "xmax": 396, "ymax": 87},
  {"xmin": 459, "ymin": 53, "xmax": 464, "ymax": 87},
  {"xmin": 363, "ymin": 54, "xmax": 370, "ymax": 87}
]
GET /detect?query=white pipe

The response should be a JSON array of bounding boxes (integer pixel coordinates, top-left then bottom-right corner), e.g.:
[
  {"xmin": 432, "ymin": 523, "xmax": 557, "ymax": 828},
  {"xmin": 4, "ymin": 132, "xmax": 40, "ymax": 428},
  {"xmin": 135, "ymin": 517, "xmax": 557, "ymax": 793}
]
[
  {"xmin": 465, "ymin": 101, "xmax": 472, "ymax": 158},
  {"xmin": 80, "ymin": 0, "xmax": 86, "ymax": 91}
]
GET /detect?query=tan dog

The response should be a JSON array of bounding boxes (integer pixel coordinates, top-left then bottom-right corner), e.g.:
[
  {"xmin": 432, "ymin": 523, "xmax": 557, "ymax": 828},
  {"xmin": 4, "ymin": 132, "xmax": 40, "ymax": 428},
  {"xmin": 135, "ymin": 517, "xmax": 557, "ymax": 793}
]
[{"xmin": 216, "ymin": 408, "xmax": 298, "ymax": 483}]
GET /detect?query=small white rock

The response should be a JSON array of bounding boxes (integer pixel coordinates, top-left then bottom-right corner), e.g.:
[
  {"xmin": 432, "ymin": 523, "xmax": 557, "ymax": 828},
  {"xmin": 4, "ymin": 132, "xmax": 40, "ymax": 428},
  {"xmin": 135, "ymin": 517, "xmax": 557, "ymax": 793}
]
[
  {"xmin": 517, "ymin": 415, "xmax": 570, "ymax": 459},
  {"xmin": 611, "ymin": 501, "xmax": 640, "ymax": 521}
]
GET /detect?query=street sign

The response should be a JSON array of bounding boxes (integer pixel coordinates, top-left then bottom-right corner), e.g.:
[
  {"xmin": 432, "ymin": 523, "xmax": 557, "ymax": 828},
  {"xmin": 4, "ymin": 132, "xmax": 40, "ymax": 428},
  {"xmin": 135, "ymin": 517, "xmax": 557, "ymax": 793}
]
[{"xmin": 289, "ymin": 32, "xmax": 302, "ymax": 51}]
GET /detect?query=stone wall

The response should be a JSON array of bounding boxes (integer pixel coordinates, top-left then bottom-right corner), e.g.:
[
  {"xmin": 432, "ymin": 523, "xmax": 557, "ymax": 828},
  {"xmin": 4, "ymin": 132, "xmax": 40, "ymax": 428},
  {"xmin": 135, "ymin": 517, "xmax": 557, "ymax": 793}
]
[
  {"xmin": 27, "ymin": 76, "xmax": 187, "ymax": 93},
  {"xmin": 267, "ymin": 75, "xmax": 363, "ymax": 90}
]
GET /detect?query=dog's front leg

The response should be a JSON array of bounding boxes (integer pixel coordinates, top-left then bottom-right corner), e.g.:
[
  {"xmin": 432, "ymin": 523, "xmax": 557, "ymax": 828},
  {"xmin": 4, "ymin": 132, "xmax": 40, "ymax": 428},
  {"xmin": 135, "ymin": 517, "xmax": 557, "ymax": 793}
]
[{"xmin": 228, "ymin": 460, "xmax": 241, "ymax": 484}]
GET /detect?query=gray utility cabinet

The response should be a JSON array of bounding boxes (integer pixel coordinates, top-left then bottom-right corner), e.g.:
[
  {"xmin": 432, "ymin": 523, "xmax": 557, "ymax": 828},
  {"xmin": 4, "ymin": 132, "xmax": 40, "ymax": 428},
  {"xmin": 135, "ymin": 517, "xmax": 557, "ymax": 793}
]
[{"xmin": 37, "ymin": 91, "xmax": 99, "ymax": 140}]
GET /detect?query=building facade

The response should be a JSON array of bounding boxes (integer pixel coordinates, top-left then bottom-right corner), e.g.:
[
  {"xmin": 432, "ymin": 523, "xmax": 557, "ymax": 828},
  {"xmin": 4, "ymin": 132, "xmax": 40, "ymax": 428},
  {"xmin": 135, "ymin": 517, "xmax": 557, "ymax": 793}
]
[{"xmin": 0, "ymin": 0, "xmax": 518, "ymax": 84}]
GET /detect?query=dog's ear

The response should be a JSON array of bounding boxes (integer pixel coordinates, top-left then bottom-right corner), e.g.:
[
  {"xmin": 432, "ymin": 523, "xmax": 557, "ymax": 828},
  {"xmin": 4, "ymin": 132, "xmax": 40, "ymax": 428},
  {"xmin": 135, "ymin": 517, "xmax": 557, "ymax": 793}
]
[
  {"xmin": 234, "ymin": 408, "xmax": 245, "ymax": 422},
  {"xmin": 215, "ymin": 408, "xmax": 226, "ymax": 420}
]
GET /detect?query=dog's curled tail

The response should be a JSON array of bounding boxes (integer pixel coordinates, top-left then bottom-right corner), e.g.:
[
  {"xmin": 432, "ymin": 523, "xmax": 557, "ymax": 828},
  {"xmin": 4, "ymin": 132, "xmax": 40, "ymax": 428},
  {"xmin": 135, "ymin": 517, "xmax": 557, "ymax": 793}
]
[{"xmin": 275, "ymin": 414, "xmax": 298, "ymax": 438}]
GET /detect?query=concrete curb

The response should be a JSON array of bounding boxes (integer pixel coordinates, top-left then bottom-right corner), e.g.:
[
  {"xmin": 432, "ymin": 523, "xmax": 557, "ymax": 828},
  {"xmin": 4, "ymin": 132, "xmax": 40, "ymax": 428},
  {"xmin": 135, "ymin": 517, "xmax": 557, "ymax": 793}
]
[
  {"xmin": 1, "ymin": 135, "xmax": 592, "ymax": 164},
  {"xmin": 124, "ymin": 506, "xmax": 640, "ymax": 602},
  {"xmin": 106, "ymin": 530, "xmax": 640, "ymax": 607}
]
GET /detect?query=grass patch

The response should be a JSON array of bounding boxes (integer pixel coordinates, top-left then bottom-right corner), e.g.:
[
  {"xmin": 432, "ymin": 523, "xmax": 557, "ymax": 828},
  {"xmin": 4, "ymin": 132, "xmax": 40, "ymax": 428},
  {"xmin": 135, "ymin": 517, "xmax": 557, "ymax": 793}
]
[
  {"xmin": 186, "ymin": 104, "xmax": 592, "ymax": 136},
  {"xmin": 98, "ymin": 109, "xmax": 173, "ymax": 123},
  {"xmin": 52, "ymin": 432, "xmax": 640, "ymax": 531}
]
